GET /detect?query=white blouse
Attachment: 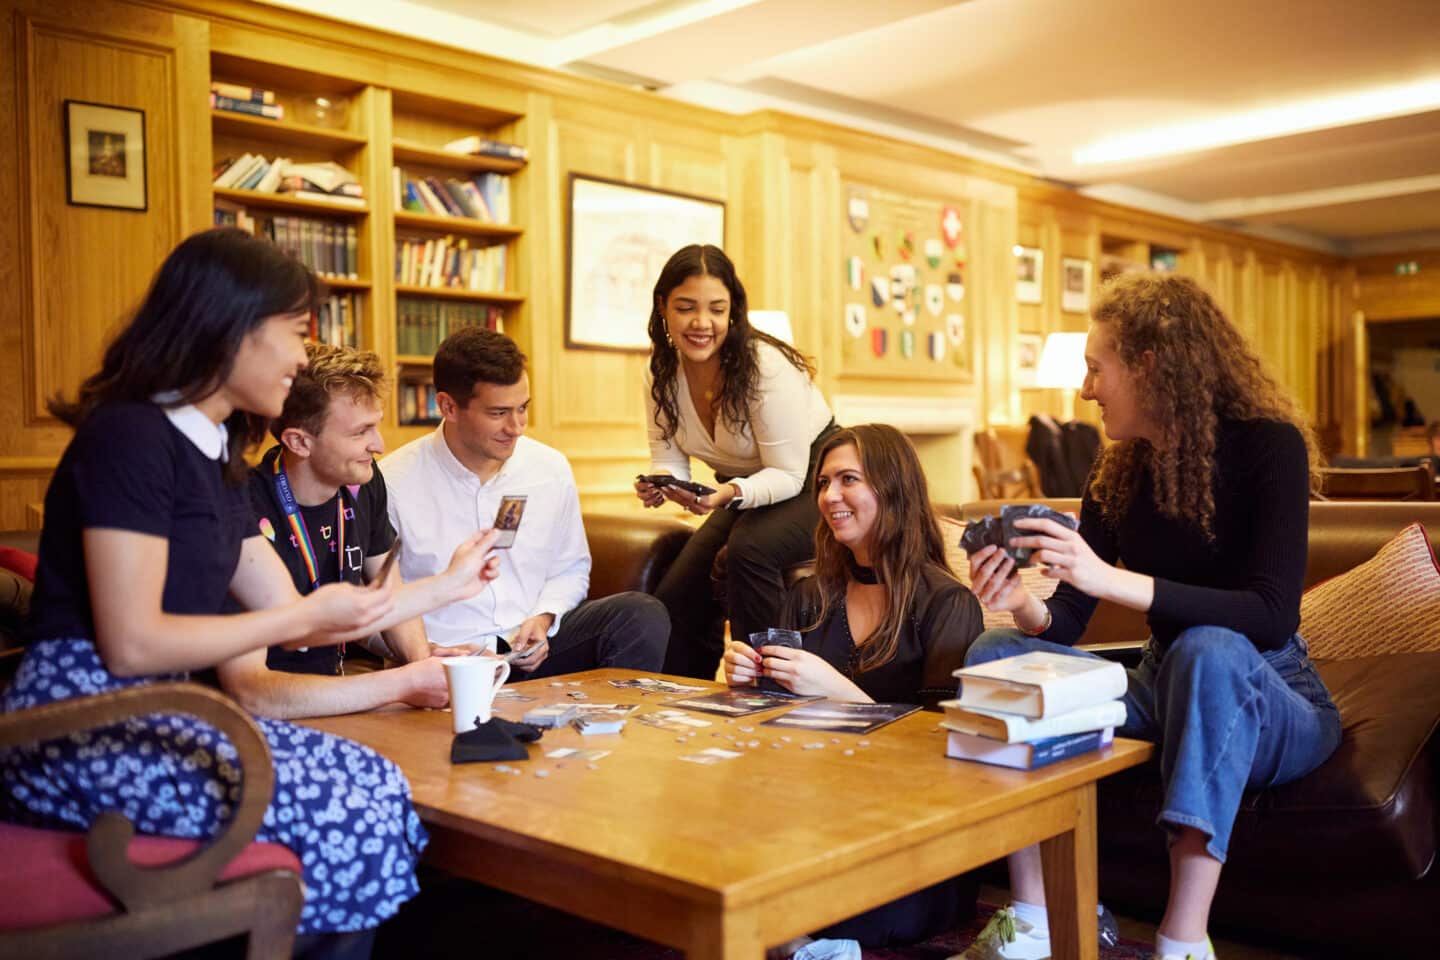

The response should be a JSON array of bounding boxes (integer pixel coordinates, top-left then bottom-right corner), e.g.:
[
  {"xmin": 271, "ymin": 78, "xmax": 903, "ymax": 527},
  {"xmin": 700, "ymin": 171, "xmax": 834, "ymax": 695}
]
[{"xmin": 645, "ymin": 341, "xmax": 832, "ymax": 508}]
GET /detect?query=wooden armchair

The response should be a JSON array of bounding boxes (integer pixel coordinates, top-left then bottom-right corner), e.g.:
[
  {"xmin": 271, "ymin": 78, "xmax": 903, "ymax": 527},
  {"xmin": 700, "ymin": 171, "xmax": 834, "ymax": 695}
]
[
  {"xmin": 972, "ymin": 426, "xmax": 1043, "ymax": 500},
  {"xmin": 0, "ymin": 683, "xmax": 304, "ymax": 959},
  {"xmin": 1317, "ymin": 463, "xmax": 1436, "ymax": 501}
]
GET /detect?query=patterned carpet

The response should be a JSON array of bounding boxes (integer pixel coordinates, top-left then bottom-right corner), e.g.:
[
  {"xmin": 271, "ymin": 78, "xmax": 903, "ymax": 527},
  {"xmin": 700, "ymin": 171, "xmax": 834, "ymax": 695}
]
[{"xmin": 374, "ymin": 871, "xmax": 1156, "ymax": 958}]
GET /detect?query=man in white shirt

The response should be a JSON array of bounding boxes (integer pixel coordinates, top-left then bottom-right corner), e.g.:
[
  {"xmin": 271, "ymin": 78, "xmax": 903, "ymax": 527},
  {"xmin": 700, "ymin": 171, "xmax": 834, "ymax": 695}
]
[{"xmin": 382, "ymin": 328, "xmax": 668, "ymax": 676}]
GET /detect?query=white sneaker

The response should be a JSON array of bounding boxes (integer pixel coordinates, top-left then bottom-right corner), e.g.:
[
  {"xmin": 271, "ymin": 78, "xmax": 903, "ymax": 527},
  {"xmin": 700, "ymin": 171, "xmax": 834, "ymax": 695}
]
[
  {"xmin": 791, "ymin": 938, "xmax": 861, "ymax": 960},
  {"xmin": 1157, "ymin": 941, "xmax": 1216, "ymax": 960},
  {"xmin": 947, "ymin": 905, "xmax": 1052, "ymax": 960}
]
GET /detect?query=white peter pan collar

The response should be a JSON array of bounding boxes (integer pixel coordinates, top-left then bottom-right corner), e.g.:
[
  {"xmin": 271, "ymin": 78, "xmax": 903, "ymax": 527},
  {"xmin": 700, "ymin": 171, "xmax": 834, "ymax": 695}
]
[{"xmin": 153, "ymin": 393, "xmax": 229, "ymax": 462}]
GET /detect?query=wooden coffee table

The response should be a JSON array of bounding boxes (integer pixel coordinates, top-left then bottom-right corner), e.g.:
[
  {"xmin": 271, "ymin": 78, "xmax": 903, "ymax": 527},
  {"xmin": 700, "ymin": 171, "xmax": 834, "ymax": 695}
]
[{"xmin": 305, "ymin": 669, "xmax": 1152, "ymax": 959}]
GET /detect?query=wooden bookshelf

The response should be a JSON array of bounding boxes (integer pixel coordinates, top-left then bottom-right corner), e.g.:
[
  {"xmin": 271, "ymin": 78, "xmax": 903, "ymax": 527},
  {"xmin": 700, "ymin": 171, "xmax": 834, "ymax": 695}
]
[
  {"xmin": 212, "ymin": 111, "xmax": 367, "ymax": 151},
  {"xmin": 392, "ymin": 138, "xmax": 525, "ymax": 174},
  {"xmin": 395, "ymin": 354, "xmax": 434, "ymax": 367},
  {"xmin": 393, "ymin": 285, "xmax": 522, "ymax": 303},
  {"xmin": 213, "ymin": 187, "xmax": 369, "ymax": 216},
  {"xmin": 393, "ymin": 211, "xmax": 521, "ymax": 240}
]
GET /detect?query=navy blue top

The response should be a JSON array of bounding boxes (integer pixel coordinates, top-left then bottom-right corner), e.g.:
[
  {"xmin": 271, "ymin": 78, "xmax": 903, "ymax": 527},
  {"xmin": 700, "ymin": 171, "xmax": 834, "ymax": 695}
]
[
  {"xmin": 1043, "ymin": 418, "xmax": 1309, "ymax": 652},
  {"xmin": 27, "ymin": 402, "xmax": 252, "ymax": 643}
]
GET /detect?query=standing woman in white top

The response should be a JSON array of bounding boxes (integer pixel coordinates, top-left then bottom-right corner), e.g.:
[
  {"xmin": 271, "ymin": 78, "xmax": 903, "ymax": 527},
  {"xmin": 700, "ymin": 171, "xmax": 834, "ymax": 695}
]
[{"xmin": 636, "ymin": 244, "xmax": 835, "ymax": 679}]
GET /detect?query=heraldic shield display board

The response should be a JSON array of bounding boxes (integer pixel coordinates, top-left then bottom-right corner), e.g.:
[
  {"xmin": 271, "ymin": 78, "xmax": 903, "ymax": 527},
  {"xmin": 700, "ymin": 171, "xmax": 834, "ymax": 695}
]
[{"xmin": 840, "ymin": 182, "xmax": 973, "ymax": 383}]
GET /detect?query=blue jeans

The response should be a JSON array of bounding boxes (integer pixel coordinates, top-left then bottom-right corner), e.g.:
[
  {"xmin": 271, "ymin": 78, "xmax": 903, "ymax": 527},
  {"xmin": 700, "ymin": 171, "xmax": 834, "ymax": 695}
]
[{"xmin": 965, "ymin": 626, "xmax": 1342, "ymax": 862}]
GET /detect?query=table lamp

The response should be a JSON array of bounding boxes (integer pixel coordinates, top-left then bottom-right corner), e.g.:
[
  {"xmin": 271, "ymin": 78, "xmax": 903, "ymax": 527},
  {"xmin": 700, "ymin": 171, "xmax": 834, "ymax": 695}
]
[
  {"xmin": 1035, "ymin": 332, "xmax": 1088, "ymax": 421},
  {"xmin": 748, "ymin": 310, "xmax": 794, "ymax": 345}
]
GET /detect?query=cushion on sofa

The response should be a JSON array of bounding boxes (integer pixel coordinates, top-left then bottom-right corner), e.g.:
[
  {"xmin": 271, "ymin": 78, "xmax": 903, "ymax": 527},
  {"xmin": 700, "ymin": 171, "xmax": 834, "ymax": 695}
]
[
  {"xmin": 1098, "ymin": 651, "xmax": 1440, "ymax": 883},
  {"xmin": 1300, "ymin": 521, "xmax": 1440, "ymax": 659},
  {"xmin": 0, "ymin": 546, "xmax": 36, "ymax": 584}
]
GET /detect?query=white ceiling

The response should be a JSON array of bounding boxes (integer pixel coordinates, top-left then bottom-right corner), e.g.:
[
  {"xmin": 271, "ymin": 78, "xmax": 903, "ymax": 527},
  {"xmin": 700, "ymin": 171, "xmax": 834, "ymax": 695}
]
[{"xmin": 267, "ymin": 0, "xmax": 1440, "ymax": 254}]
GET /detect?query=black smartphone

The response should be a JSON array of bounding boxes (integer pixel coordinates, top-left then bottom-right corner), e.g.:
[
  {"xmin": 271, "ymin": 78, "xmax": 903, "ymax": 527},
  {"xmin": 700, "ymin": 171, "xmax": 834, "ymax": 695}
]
[{"xmin": 636, "ymin": 474, "xmax": 717, "ymax": 497}]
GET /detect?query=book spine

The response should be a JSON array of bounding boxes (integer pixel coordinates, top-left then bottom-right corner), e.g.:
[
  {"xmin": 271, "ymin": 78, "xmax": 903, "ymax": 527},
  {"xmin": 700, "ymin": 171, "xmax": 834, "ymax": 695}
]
[
  {"xmin": 211, "ymin": 94, "xmax": 284, "ymax": 120},
  {"xmin": 1028, "ymin": 728, "xmax": 1114, "ymax": 769}
]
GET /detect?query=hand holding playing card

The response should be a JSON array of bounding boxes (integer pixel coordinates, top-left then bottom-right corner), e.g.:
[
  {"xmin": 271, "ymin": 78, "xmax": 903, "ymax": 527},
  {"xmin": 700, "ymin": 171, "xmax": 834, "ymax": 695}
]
[
  {"xmin": 506, "ymin": 613, "xmax": 553, "ymax": 671},
  {"xmin": 722, "ymin": 639, "xmax": 762, "ymax": 686},
  {"xmin": 760, "ymin": 646, "xmax": 857, "ymax": 699}
]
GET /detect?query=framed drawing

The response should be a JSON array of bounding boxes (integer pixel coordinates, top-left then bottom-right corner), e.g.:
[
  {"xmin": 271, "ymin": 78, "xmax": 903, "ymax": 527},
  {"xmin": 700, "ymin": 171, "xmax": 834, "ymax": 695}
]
[
  {"xmin": 64, "ymin": 100, "xmax": 147, "ymax": 211},
  {"xmin": 1016, "ymin": 332, "xmax": 1042, "ymax": 388},
  {"xmin": 1014, "ymin": 245, "xmax": 1043, "ymax": 304},
  {"xmin": 1061, "ymin": 257, "xmax": 1092, "ymax": 314},
  {"xmin": 566, "ymin": 175, "xmax": 725, "ymax": 352}
]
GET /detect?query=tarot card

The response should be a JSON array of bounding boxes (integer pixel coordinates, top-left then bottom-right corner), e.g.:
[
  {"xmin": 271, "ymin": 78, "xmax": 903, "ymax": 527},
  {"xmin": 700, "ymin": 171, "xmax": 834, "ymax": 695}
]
[{"xmin": 492, "ymin": 495, "xmax": 527, "ymax": 549}]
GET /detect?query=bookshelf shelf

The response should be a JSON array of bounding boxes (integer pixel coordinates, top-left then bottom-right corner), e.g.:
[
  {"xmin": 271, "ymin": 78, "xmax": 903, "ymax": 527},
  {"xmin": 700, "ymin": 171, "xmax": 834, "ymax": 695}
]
[
  {"xmin": 321, "ymin": 277, "xmax": 371, "ymax": 290},
  {"xmin": 212, "ymin": 110, "xmax": 367, "ymax": 151},
  {"xmin": 213, "ymin": 187, "xmax": 369, "ymax": 216},
  {"xmin": 393, "ymin": 285, "xmax": 523, "ymax": 303},
  {"xmin": 396, "ymin": 355, "xmax": 434, "ymax": 367},
  {"xmin": 393, "ymin": 211, "xmax": 521, "ymax": 239},
  {"xmin": 392, "ymin": 139, "xmax": 525, "ymax": 174}
]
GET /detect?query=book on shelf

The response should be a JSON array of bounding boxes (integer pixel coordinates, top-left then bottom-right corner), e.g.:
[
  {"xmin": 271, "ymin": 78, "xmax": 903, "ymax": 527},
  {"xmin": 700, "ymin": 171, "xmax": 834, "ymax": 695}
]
[
  {"xmin": 210, "ymin": 81, "xmax": 276, "ymax": 105},
  {"xmin": 213, "ymin": 157, "xmax": 365, "ymax": 202},
  {"xmin": 396, "ymin": 297, "xmax": 503, "ymax": 356},
  {"xmin": 951, "ymin": 651, "xmax": 1126, "ymax": 719},
  {"xmin": 938, "ymin": 698, "xmax": 1126, "ymax": 744},
  {"xmin": 210, "ymin": 92, "xmax": 283, "ymax": 121},
  {"xmin": 398, "ymin": 381, "xmax": 442, "ymax": 425},
  {"xmin": 441, "ymin": 134, "xmax": 528, "ymax": 162},
  {"xmin": 394, "ymin": 167, "xmax": 509, "ymax": 223},
  {"xmin": 944, "ymin": 726, "xmax": 1115, "ymax": 770},
  {"xmin": 215, "ymin": 202, "xmax": 359, "ymax": 280},
  {"xmin": 395, "ymin": 236, "xmax": 506, "ymax": 291},
  {"xmin": 312, "ymin": 292, "xmax": 362, "ymax": 348}
]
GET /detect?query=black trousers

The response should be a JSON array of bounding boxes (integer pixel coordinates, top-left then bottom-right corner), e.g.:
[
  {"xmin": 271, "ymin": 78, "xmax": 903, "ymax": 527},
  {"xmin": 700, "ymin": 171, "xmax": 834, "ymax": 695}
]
[
  {"xmin": 656, "ymin": 424, "xmax": 837, "ymax": 679},
  {"xmin": 506, "ymin": 591, "xmax": 669, "ymax": 679}
]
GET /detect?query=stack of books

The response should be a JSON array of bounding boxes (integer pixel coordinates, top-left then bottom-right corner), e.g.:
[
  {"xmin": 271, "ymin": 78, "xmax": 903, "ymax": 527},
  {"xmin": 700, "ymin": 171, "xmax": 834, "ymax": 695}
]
[
  {"xmin": 394, "ymin": 235, "xmax": 506, "ymax": 291},
  {"xmin": 213, "ymin": 156, "xmax": 365, "ymax": 205},
  {"xmin": 941, "ymin": 652, "xmax": 1127, "ymax": 770},
  {"xmin": 442, "ymin": 134, "xmax": 528, "ymax": 163},
  {"xmin": 210, "ymin": 82, "xmax": 282, "ymax": 121}
]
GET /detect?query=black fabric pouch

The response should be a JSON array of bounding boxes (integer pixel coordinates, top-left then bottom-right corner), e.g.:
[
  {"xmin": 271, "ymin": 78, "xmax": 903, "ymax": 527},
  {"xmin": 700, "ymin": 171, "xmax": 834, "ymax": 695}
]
[{"xmin": 450, "ymin": 717, "xmax": 544, "ymax": 764}]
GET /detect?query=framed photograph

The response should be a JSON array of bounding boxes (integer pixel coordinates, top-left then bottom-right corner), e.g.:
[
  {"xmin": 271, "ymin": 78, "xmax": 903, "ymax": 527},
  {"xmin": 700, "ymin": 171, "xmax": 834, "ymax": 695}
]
[
  {"xmin": 566, "ymin": 174, "xmax": 725, "ymax": 352},
  {"xmin": 64, "ymin": 100, "xmax": 147, "ymax": 211},
  {"xmin": 1014, "ymin": 246, "xmax": 1043, "ymax": 304},
  {"xmin": 1061, "ymin": 257, "xmax": 1093, "ymax": 314},
  {"xmin": 1016, "ymin": 332, "xmax": 1042, "ymax": 388}
]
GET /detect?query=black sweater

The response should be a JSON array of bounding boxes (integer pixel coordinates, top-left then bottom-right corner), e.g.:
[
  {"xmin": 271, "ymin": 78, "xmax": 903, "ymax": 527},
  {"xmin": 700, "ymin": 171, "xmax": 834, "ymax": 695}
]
[{"xmin": 1043, "ymin": 419, "xmax": 1309, "ymax": 652}]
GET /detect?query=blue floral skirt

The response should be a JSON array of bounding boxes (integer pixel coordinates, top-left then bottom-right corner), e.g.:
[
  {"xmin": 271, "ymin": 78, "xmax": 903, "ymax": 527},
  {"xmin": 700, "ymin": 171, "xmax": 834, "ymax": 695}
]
[{"xmin": 0, "ymin": 638, "xmax": 427, "ymax": 934}]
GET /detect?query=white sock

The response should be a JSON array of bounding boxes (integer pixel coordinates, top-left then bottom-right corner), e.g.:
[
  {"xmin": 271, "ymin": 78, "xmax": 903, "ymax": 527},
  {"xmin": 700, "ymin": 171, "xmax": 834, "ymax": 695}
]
[
  {"xmin": 1157, "ymin": 932, "xmax": 1210, "ymax": 958},
  {"xmin": 1010, "ymin": 899, "xmax": 1049, "ymax": 935}
]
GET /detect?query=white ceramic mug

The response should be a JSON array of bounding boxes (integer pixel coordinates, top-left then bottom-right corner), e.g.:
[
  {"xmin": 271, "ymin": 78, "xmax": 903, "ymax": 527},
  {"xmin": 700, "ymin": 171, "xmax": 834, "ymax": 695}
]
[{"xmin": 441, "ymin": 656, "xmax": 511, "ymax": 733}]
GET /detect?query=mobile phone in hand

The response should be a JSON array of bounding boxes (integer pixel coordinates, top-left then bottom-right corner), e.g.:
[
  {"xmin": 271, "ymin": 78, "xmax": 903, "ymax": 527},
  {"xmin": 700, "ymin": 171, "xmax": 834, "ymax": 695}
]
[
  {"xmin": 636, "ymin": 474, "xmax": 717, "ymax": 498},
  {"xmin": 493, "ymin": 495, "xmax": 527, "ymax": 549},
  {"xmin": 371, "ymin": 536, "xmax": 402, "ymax": 589}
]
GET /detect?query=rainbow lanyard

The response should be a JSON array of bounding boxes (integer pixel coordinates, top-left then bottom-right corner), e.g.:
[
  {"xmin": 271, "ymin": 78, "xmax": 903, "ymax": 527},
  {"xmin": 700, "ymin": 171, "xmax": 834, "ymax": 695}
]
[{"xmin": 272, "ymin": 456, "xmax": 345, "ymax": 592}]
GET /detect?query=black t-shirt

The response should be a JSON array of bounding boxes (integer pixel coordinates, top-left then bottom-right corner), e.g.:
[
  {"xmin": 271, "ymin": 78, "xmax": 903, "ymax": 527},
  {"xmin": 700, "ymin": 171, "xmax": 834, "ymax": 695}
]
[
  {"xmin": 27, "ymin": 402, "xmax": 252, "ymax": 644},
  {"xmin": 781, "ymin": 565, "xmax": 983, "ymax": 710},
  {"xmin": 246, "ymin": 446, "xmax": 396, "ymax": 675},
  {"xmin": 1044, "ymin": 418, "xmax": 1310, "ymax": 652}
]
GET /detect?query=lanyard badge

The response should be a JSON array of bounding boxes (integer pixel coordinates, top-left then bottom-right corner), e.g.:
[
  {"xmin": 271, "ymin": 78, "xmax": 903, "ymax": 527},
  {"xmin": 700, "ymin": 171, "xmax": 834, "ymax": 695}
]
[{"xmin": 271, "ymin": 457, "xmax": 346, "ymax": 592}]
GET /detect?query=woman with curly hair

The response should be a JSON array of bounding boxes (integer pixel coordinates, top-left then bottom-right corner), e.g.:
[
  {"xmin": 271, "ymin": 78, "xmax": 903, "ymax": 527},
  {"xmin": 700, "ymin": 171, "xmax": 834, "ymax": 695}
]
[
  {"xmin": 955, "ymin": 273, "xmax": 1341, "ymax": 960},
  {"xmin": 725, "ymin": 424, "xmax": 983, "ymax": 957},
  {"xmin": 637, "ymin": 244, "xmax": 835, "ymax": 678}
]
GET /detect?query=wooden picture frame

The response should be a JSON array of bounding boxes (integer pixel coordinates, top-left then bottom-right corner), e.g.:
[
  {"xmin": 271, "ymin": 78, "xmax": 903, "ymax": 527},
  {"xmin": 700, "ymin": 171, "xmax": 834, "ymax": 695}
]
[
  {"xmin": 64, "ymin": 100, "xmax": 147, "ymax": 211},
  {"xmin": 1062, "ymin": 257, "xmax": 1092, "ymax": 314},
  {"xmin": 1016, "ymin": 332, "xmax": 1042, "ymax": 388},
  {"xmin": 565, "ymin": 174, "xmax": 725, "ymax": 352},
  {"xmin": 1015, "ymin": 245, "xmax": 1043, "ymax": 304}
]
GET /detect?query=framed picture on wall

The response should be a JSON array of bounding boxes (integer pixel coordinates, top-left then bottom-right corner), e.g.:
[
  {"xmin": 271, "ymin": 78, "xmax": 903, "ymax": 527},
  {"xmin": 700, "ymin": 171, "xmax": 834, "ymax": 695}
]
[
  {"xmin": 1061, "ymin": 257, "xmax": 1092, "ymax": 314},
  {"xmin": 1016, "ymin": 332, "xmax": 1043, "ymax": 388},
  {"xmin": 1015, "ymin": 245, "xmax": 1043, "ymax": 304},
  {"xmin": 63, "ymin": 100, "xmax": 147, "ymax": 211},
  {"xmin": 566, "ymin": 174, "xmax": 725, "ymax": 352}
]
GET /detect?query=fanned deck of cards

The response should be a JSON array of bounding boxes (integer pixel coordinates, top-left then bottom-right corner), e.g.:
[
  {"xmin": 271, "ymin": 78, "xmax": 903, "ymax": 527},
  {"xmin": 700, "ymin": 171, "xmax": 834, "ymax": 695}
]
[
  {"xmin": 666, "ymin": 689, "xmax": 820, "ymax": 717},
  {"xmin": 760, "ymin": 700, "xmax": 919, "ymax": 734}
]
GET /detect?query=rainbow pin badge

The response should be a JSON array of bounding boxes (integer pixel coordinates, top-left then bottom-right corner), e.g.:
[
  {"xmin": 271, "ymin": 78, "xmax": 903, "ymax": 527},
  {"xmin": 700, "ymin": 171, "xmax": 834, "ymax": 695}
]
[{"xmin": 258, "ymin": 517, "xmax": 276, "ymax": 542}]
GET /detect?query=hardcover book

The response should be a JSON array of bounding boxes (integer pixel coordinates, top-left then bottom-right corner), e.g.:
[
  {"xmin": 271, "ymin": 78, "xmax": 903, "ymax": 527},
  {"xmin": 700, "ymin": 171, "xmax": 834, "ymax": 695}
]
[
  {"xmin": 951, "ymin": 651, "xmax": 1126, "ymax": 719},
  {"xmin": 938, "ymin": 699, "xmax": 1127, "ymax": 743},
  {"xmin": 945, "ymin": 726, "xmax": 1115, "ymax": 770}
]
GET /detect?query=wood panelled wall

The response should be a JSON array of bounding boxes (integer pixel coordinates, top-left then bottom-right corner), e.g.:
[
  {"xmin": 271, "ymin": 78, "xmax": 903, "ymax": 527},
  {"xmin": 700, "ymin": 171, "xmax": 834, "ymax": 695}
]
[{"xmin": 0, "ymin": 0, "xmax": 1361, "ymax": 526}]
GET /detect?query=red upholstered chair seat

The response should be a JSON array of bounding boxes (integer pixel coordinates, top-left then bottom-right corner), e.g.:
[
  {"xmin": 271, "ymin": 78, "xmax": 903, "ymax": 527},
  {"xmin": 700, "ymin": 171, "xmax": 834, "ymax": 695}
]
[{"xmin": 0, "ymin": 822, "xmax": 302, "ymax": 930}]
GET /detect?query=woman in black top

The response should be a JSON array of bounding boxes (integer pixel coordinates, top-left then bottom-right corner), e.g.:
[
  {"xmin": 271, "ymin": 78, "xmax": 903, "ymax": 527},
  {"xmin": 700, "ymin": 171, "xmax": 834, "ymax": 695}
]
[
  {"xmin": 724, "ymin": 423, "xmax": 984, "ymax": 953},
  {"xmin": 956, "ymin": 274, "xmax": 1342, "ymax": 960},
  {"xmin": 1, "ymin": 229, "xmax": 500, "ymax": 956}
]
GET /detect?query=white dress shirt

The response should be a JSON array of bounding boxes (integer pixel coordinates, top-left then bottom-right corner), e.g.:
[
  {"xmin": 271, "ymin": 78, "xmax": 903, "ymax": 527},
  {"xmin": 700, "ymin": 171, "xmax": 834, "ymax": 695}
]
[
  {"xmin": 381, "ymin": 428, "xmax": 590, "ymax": 649},
  {"xmin": 645, "ymin": 341, "xmax": 832, "ymax": 508}
]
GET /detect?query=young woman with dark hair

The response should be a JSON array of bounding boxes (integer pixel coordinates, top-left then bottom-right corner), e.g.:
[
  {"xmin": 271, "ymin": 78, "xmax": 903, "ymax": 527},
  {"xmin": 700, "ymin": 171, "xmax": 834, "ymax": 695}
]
[
  {"xmin": 724, "ymin": 424, "xmax": 985, "ymax": 956},
  {"xmin": 955, "ymin": 273, "xmax": 1341, "ymax": 960},
  {"xmin": 1, "ymin": 228, "xmax": 501, "ymax": 958},
  {"xmin": 637, "ymin": 244, "xmax": 835, "ymax": 678}
]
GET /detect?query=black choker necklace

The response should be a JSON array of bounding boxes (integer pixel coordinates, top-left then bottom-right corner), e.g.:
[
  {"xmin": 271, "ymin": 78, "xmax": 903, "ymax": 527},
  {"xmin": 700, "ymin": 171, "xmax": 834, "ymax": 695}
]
[{"xmin": 848, "ymin": 556, "xmax": 879, "ymax": 585}]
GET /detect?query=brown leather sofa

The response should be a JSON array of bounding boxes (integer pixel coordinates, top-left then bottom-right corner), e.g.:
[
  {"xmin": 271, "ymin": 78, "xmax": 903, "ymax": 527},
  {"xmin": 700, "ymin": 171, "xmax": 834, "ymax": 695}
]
[{"xmin": 955, "ymin": 499, "xmax": 1440, "ymax": 958}]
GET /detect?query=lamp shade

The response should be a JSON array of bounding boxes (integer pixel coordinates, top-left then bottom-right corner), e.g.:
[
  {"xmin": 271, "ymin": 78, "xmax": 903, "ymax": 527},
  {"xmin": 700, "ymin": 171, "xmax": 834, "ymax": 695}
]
[
  {"xmin": 1035, "ymin": 332, "xmax": 1088, "ymax": 389},
  {"xmin": 748, "ymin": 310, "xmax": 794, "ymax": 345}
]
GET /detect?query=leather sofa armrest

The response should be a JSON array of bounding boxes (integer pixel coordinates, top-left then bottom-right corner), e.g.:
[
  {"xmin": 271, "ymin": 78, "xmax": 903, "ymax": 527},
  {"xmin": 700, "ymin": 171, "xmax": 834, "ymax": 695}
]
[{"xmin": 583, "ymin": 512, "xmax": 694, "ymax": 600}]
